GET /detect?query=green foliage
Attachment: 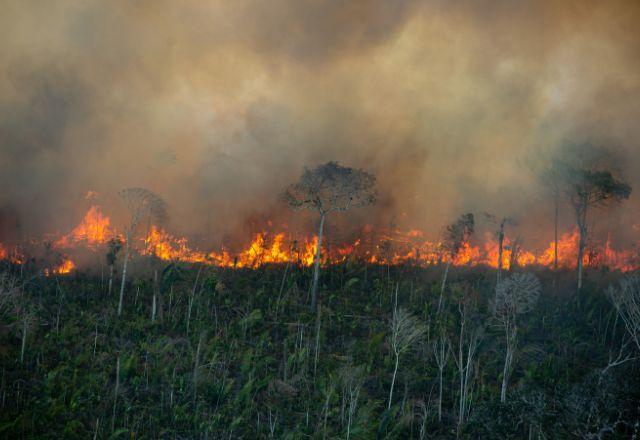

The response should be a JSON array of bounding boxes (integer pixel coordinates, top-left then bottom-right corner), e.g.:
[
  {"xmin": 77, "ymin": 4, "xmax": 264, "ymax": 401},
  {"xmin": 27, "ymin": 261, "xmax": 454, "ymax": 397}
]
[{"xmin": 0, "ymin": 263, "xmax": 637, "ymax": 438}]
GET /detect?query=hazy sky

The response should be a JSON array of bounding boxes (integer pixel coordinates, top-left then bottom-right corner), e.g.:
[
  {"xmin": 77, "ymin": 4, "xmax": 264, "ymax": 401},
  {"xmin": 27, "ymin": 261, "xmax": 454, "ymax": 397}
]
[{"xmin": 1, "ymin": 0, "xmax": 639, "ymax": 248}]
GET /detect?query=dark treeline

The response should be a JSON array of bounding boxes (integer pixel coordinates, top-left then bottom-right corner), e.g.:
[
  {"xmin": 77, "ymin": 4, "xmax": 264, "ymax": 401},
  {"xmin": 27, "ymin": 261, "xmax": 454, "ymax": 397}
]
[{"xmin": 0, "ymin": 259, "xmax": 638, "ymax": 439}]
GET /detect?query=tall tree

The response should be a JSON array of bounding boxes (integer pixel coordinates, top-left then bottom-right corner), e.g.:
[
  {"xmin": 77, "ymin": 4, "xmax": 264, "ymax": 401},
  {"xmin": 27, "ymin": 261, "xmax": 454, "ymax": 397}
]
[
  {"xmin": 117, "ymin": 188, "xmax": 167, "ymax": 316},
  {"xmin": 564, "ymin": 169, "xmax": 631, "ymax": 291},
  {"xmin": 283, "ymin": 162, "xmax": 376, "ymax": 312},
  {"xmin": 439, "ymin": 213, "xmax": 475, "ymax": 312},
  {"xmin": 539, "ymin": 162, "xmax": 564, "ymax": 276}
]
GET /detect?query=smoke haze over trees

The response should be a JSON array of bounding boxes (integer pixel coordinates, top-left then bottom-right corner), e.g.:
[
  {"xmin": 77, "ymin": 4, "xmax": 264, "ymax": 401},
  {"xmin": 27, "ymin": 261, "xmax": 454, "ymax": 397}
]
[{"xmin": 1, "ymin": 0, "xmax": 640, "ymax": 251}]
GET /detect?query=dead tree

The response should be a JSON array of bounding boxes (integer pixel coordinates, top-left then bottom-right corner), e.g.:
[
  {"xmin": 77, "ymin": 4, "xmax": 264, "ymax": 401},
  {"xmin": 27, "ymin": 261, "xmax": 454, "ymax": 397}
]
[
  {"xmin": 117, "ymin": 188, "xmax": 168, "ymax": 316},
  {"xmin": 388, "ymin": 307, "xmax": 425, "ymax": 409},
  {"xmin": 564, "ymin": 169, "xmax": 630, "ymax": 291},
  {"xmin": 432, "ymin": 328, "xmax": 449, "ymax": 423},
  {"xmin": 282, "ymin": 162, "xmax": 376, "ymax": 312},
  {"xmin": 439, "ymin": 213, "xmax": 474, "ymax": 312},
  {"xmin": 451, "ymin": 285, "xmax": 483, "ymax": 433},
  {"xmin": 339, "ymin": 363, "xmax": 366, "ymax": 440},
  {"xmin": 539, "ymin": 162, "xmax": 565, "ymax": 277},
  {"xmin": 492, "ymin": 272, "xmax": 541, "ymax": 402},
  {"xmin": 607, "ymin": 274, "xmax": 640, "ymax": 351},
  {"xmin": 105, "ymin": 238, "xmax": 121, "ymax": 296},
  {"xmin": 485, "ymin": 214, "xmax": 517, "ymax": 285}
]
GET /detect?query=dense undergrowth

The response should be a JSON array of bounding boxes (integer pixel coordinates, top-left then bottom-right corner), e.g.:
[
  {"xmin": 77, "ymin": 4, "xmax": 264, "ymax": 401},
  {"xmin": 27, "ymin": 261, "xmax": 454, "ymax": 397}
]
[{"xmin": 0, "ymin": 260, "xmax": 638, "ymax": 439}]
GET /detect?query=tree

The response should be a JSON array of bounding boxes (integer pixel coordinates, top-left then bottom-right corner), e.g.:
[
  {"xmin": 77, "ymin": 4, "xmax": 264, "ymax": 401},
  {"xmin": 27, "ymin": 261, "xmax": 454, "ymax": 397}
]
[
  {"xmin": 388, "ymin": 307, "xmax": 425, "ymax": 409},
  {"xmin": 339, "ymin": 363, "xmax": 366, "ymax": 440},
  {"xmin": 283, "ymin": 162, "xmax": 376, "ymax": 312},
  {"xmin": 451, "ymin": 284, "xmax": 483, "ymax": 432},
  {"xmin": 117, "ymin": 188, "xmax": 168, "ymax": 316},
  {"xmin": 564, "ymin": 169, "xmax": 631, "ymax": 291},
  {"xmin": 492, "ymin": 273, "xmax": 541, "ymax": 402},
  {"xmin": 539, "ymin": 162, "xmax": 565, "ymax": 277},
  {"xmin": 485, "ymin": 214, "xmax": 516, "ymax": 285},
  {"xmin": 105, "ymin": 238, "xmax": 121, "ymax": 296},
  {"xmin": 432, "ymin": 325, "xmax": 449, "ymax": 423},
  {"xmin": 607, "ymin": 274, "xmax": 640, "ymax": 351},
  {"xmin": 439, "ymin": 213, "xmax": 474, "ymax": 312}
]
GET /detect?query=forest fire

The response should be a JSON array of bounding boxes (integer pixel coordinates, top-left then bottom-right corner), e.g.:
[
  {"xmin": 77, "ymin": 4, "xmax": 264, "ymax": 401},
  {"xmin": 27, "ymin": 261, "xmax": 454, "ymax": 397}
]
[
  {"xmin": 54, "ymin": 205, "xmax": 113, "ymax": 248},
  {"xmin": 2, "ymin": 205, "xmax": 639, "ymax": 274}
]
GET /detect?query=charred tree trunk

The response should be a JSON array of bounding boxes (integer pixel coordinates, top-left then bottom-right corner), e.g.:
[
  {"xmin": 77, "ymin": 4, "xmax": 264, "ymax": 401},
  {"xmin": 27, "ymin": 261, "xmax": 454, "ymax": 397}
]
[
  {"xmin": 310, "ymin": 213, "xmax": 325, "ymax": 313},
  {"xmin": 497, "ymin": 223, "xmax": 505, "ymax": 285}
]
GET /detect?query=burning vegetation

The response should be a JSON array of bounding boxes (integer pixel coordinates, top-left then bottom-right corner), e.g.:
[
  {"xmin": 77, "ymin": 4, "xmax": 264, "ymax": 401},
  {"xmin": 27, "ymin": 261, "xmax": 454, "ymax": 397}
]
[{"xmin": 6, "ymin": 201, "xmax": 638, "ymax": 276}]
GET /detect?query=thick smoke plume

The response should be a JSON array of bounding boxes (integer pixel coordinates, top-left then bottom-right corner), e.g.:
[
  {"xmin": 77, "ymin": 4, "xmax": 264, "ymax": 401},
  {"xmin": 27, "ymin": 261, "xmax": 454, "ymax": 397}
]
[{"xmin": 1, "ymin": 0, "xmax": 640, "ymax": 251}]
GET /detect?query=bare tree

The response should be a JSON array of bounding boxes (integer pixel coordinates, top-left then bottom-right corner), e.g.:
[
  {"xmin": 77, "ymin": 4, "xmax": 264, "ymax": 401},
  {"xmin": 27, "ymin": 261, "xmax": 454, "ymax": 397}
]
[
  {"xmin": 564, "ymin": 169, "xmax": 631, "ymax": 291},
  {"xmin": 451, "ymin": 287, "xmax": 483, "ymax": 432},
  {"xmin": 439, "ymin": 213, "xmax": 475, "ymax": 312},
  {"xmin": 388, "ymin": 307, "xmax": 425, "ymax": 409},
  {"xmin": 117, "ymin": 188, "xmax": 168, "ymax": 316},
  {"xmin": 339, "ymin": 363, "xmax": 366, "ymax": 440},
  {"xmin": 539, "ymin": 162, "xmax": 565, "ymax": 277},
  {"xmin": 492, "ymin": 272, "xmax": 541, "ymax": 402},
  {"xmin": 485, "ymin": 214, "xmax": 517, "ymax": 285},
  {"xmin": 607, "ymin": 274, "xmax": 640, "ymax": 351},
  {"xmin": 432, "ymin": 328, "xmax": 449, "ymax": 423},
  {"xmin": 283, "ymin": 162, "xmax": 376, "ymax": 312}
]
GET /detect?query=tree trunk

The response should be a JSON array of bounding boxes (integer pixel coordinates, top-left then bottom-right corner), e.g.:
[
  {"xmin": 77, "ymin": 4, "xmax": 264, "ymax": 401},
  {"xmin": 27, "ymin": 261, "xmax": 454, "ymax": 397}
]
[
  {"xmin": 497, "ymin": 225, "xmax": 504, "ymax": 285},
  {"xmin": 438, "ymin": 261, "xmax": 451, "ymax": 313},
  {"xmin": 500, "ymin": 343, "xmax": 513, "ymax": 403},
  {"xmin": 314, "ymin": 306, "xmax": 321, "ymax": 377},
  {"xmin": 117, "ymin": 232, "xmax": 131, "ymax": 317},
  {"xmin": 108, "ymin": 265, "xmax": 114, "ymax": 296},
  {"xmin": 438, "ymin": 355, "xmax": 444, "ymax": 422},
  {"xmin": 112, "ymin": 355, "xmax": 121, "ymax": 432},
  {"xmin": 310, "ymin": 213, "xmax": 325, "ymax": 312},
  {"xmin": 20, "ymin": 315, "xmax": 27, "ymax": 364},
  {"xmin": 576, "ymin": 208, "xmax": 588, "ymax": 292},
  {"xmin": 577, "ymin": 234, "xmax": 584, "ymax": 291},
  {"xmin": 554, "ymin": 195, "xmax": 559, "ymax": 274},
  {"xmin": 388, "ymin": 353, "xmax": 399, "ymax": 410}
]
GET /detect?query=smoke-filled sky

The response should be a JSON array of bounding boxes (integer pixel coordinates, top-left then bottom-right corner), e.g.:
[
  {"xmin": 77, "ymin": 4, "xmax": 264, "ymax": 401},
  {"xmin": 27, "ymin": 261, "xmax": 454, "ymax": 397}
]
[{"xmin": 1, "ymin": 0, "xmax": 639, "ymax": 249}]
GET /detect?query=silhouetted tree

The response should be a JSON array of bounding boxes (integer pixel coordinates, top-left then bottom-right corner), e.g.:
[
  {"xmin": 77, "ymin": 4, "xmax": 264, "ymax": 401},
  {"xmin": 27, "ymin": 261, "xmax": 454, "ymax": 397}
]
[
  {"xmin": 485, "ymin": 214, "xmax": 517, "ymax": 285},
  {"xmin": 539, "ymin": 162, "xmax": 565, "ymax": 276},
  {"xmin": 283, "ymin": 162, "xmax": 376, "ymax": 312},
  {"xmin": 106, "ymin": 238, "xmax": 122, "ymax": 297},
  {"xmin": 564, "ymin": 169, "xmax": 631, "ymax": 291},
  {"xmin": 117, "ymin": 188, "xmax": 167, "ymax": 316},
  {"xmin": 439, "ymin": 213, "xmax": 474, "ymax": 312}
]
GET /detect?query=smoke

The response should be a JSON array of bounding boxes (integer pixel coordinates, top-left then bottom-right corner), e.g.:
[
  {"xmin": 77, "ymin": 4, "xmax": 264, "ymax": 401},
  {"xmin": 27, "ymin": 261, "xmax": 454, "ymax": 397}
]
[{"xmin": 1, "ymin": 0, "xmax": 639, "ymax": 250}]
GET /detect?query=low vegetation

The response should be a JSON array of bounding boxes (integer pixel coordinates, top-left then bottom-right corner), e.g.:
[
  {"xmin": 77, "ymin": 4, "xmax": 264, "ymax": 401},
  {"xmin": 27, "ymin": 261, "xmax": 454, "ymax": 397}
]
[{"xmin": 0, "ymin": 259, "xmax": 638, "ymax": 439}]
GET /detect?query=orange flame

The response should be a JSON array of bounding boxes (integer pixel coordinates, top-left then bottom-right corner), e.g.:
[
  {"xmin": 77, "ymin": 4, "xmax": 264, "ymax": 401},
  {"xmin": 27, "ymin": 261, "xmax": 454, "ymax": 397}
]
[
  {"xmin": 1, "ymin": 204, "xmax": 639, "ymax": 274},
  {"xmin": 55, "ymin": 206, "xmax": 112, "ymax": 248}
]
